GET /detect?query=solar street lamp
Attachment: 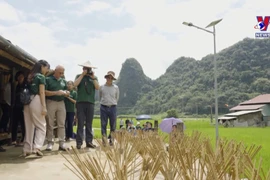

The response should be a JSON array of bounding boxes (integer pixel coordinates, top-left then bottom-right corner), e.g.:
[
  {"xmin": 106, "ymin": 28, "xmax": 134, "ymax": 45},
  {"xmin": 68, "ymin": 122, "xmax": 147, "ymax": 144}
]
[{"xmin": 183, "ymin": 19, "xmax": 222, "ymax": 145}]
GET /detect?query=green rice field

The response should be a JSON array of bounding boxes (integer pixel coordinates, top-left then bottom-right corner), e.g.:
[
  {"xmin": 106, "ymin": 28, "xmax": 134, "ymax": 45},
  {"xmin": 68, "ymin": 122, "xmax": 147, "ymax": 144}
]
[{"xmin": 74, "ymin": 117, "xmax": 270, "ymax": 172}]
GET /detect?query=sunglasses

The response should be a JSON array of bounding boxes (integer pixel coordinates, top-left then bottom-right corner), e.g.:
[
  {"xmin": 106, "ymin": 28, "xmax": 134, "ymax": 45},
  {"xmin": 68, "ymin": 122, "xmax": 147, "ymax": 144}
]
[{"xmin": 106, "ymin": 76, "xmax": 113, "ymax": 79}]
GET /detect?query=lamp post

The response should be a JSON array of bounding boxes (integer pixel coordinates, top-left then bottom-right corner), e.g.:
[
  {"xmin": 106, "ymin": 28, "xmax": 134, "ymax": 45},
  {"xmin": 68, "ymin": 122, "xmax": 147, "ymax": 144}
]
[{"xmin": 183, "ymin": 19, "xmax": 222, "ymax": 145}]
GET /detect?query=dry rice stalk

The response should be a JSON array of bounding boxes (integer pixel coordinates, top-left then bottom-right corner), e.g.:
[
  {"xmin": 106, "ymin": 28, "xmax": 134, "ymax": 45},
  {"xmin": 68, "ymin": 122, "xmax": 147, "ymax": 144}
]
[
  {"xmin": 62, "ymin": 147, "xmax": 111, "ymax": 180},
  {"xmin": 63, "ymin": 130, "xmax": 270, "ymax": 180}
]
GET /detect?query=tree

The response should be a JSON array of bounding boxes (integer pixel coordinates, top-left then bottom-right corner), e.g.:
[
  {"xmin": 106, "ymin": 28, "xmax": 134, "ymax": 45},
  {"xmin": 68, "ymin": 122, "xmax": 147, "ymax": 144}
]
[
  {"xmin": 251, "ymin": 78, "xmax": 270, "ymax": 93},
  {"xmin": 166, "ymin": 109, "xmax": 179, "ymax": 118}
]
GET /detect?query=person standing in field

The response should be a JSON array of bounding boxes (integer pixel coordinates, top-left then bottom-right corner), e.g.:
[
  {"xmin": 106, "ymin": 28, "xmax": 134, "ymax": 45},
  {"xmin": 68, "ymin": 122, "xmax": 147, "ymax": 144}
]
[
  {"xmin": 99, "ymin": 71, "xmax": 119, "ymax": 146},
  {"xmin": 119, "ymin": 119, "xmax": 124, "ymax": 129},
  {"xmin": 64, "ymin": 81, "xmax": 77, "ymax": 141},
  {"xmin": 74, "ymin": 61, "xmax": 99, "ymax": 149}
]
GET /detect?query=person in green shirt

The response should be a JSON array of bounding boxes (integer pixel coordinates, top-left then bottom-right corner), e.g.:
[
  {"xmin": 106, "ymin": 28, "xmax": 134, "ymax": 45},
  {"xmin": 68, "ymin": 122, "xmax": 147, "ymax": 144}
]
[
  {"xmin": 74, "ymin": 61, "xmax": 99, "ymax": 149},
  {"xmin": 23, "ymin": 60, "xmax": 50, "ymax": 157},
  {"xmin": 45, "ymin": 65, "xmax": 69, "ymax": 151},
  {"xmin": 64, "ymin": 80, "xmax": 77, "ymax": 141}
]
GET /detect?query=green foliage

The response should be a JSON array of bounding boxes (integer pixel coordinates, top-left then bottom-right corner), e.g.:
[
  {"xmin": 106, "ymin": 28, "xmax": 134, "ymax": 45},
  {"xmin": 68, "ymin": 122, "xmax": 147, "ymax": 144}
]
[
  {"xmin": 252, "ymin": 78, "xmax": 270, "ymax": 93},
  {"xmin": 116, "ymin": 58, "xmax": 153, "ymax": 114},
  {"xmin": 116, "ymin": 38, "xmax": 270, "ymax": 115},
  {"xmin": 166, "ymin": 109, "xmax": 179, "ymax": 118}
]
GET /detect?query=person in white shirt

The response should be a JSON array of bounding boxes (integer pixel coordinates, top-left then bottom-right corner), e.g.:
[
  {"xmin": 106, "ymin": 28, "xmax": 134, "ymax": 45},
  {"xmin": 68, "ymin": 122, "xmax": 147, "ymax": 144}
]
[
  {"xmin": 119, "ymin": 119, "xmax": 124, "ymax": 129},
  {"xmin": 99, "ymin": 71, "xmax": 119, "ymax": 146}
]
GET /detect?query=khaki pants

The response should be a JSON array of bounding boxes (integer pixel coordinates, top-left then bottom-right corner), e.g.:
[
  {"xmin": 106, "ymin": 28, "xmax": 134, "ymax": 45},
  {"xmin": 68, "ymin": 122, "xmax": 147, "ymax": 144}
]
[
  {"xmin": 23, "ymin": 95, "xmax": 46, "ymax": 153},
  {"xmin": 46, "ymin": 100, "xmax": 66, "ymax": 144}
]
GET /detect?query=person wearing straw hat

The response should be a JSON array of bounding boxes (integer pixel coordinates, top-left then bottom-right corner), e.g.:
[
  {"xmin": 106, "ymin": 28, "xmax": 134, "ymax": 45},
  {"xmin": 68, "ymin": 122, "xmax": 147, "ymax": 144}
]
[
  {"xmin": 99, "ymin": 71, "xmax": 119, "ymax": 146},
  {"xmin": 74, "ymin": 61, "xmax": 99, "ymax": 149}
]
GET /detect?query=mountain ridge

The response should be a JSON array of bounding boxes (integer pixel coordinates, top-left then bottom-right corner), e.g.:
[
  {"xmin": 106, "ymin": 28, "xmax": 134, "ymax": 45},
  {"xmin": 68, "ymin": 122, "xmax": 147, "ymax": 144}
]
[{"xmin": 116, "ymin": 38, "xmax": 270, "ymax": 115}]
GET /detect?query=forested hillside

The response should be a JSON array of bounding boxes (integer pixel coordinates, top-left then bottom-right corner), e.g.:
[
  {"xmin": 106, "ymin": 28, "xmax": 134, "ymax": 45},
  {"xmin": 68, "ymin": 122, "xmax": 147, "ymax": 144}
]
[
  {"xmin": 116, "ymin": 58, "xmax": 153, "ymax": 114},
  {"xmin": 116, "ymin": 38, "xmax": 270, "ymax": 115}
]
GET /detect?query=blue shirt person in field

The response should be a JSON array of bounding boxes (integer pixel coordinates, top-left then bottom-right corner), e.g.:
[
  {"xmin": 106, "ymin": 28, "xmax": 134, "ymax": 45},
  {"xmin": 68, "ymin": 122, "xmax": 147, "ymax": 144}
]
[{"xmin": 99, "ymin": 71, "xmax": 119, "ymax": 146}]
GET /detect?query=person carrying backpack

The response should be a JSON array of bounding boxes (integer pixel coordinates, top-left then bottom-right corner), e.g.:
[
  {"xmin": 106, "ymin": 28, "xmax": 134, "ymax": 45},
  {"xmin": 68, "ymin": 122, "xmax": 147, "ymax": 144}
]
[{"xmin": 23, "ymin": 60, "xmax": 50, "ymax": 157}]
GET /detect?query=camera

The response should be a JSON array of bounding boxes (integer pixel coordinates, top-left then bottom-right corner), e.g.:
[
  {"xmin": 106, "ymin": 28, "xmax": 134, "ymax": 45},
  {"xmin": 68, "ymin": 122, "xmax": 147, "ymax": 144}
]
[{"xmin": 86, "ymin": 68, "xmax": 93, "ymax": 75}]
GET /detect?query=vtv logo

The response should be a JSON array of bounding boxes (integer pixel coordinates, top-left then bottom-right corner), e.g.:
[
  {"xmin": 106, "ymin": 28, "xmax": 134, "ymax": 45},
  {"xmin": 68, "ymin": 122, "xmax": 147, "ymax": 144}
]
[{"xmin": 254, "ymin": 16, "xmax": 270, "ymax": 31}]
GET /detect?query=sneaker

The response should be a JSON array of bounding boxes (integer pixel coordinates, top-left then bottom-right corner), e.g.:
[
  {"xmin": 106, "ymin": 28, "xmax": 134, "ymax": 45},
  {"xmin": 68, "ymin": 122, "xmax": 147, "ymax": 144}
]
[
  {"xmin": 46, "ymin": 143, "xmax": 53, "ymax": 151},
  {"xmin": 65, "ymin": 137, "xmax": 73, "ymax": 142},
  {"xmin": 76, "ymin": 145, "xmax": 81, "ymax": 149},
  {"xmin": 0, "ymin": 146, "xmax": 6, "ymax": 152},
  {"xmin": 86, "ymin": 142, "xmax": 96, "ymax": 148},
  {"xmin": 59, "ymin": 146, "xmax": 67, "ymax": 151},
  {"xmin": 59, "ymin": 141, "xmax": 68, "ymax": 151}
]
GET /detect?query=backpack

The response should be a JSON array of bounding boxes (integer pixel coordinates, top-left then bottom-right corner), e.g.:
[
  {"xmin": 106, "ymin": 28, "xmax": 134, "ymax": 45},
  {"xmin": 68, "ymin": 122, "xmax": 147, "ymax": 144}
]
[{"xmin": 20, "ymin": 83, "xmax": 32, "ymax": 105}]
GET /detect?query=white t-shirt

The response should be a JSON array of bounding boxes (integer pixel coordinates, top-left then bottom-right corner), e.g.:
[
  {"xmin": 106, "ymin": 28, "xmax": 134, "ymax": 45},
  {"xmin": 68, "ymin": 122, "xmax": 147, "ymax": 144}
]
[{"xmin": 3, "ymin": 83, "xmax": 11, "ymax": 106}]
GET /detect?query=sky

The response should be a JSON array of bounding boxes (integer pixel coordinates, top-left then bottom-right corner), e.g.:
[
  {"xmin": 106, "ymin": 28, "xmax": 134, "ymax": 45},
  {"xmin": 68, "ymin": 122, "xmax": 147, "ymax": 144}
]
[{"xmin": 0, "ymin": 0, "xmax": 269, "ymax": 84}]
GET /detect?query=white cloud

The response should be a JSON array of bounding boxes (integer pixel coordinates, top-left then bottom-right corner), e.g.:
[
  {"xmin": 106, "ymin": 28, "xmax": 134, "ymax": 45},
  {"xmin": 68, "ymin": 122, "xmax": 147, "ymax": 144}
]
[
  {"xmin": 122, "ymin": 0, "xmax": 234, "ymax": 33},
  {"xmin": 0, "ymin": 0, "xmax": 269, "ymax": 85},
  {"xmin": 46, "ymin": 10, "xmax": 58, "ymax": 14},
  {"xmin": 73, "ymin": 1, "xmax": 112, "ymax": 16},
  {"xmin": 0, "ymin": 1, "xmax": 21, "ymax": 22},
  {"xmin": 66, "ymin": 0, "xmax": 82, "ymax": 5}
]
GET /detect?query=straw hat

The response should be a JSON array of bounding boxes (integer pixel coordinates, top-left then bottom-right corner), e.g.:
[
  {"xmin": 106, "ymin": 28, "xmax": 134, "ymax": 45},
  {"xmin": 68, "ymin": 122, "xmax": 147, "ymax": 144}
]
[
  {"xmin": 78, "ymin": 61, "xmax": 97, "ymax": 69},
  {"xmin": 104, "ymin": 71, "xmax": 116, "ymax": 80}
]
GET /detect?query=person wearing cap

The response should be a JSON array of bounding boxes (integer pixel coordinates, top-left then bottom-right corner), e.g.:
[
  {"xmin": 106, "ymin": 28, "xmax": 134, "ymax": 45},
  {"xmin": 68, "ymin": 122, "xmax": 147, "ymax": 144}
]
[
  {"xmin": 74, "ymin": 61, "xmax": 99, "ymax": 149},
  {"xmin": 127, "ymin": 120, "xmax": 136, "ymax": 134},
  {"xmin": 45, "ymin": 65, "xmax": 69, "ymax": 151},
  {"xmin": 99, "ymin": 71, "xmax": 119, "ymax": 146}
]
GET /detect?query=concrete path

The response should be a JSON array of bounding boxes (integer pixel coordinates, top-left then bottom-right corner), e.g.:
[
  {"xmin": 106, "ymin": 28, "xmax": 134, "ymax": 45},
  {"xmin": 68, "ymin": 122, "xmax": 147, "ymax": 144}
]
[
  {"xmin": 0, "ymin": 140, "xmax": 166, "ymax": 180},
  {"xmin": 0, "ymin": 140, "xmax": 94, "ymax": 180}
]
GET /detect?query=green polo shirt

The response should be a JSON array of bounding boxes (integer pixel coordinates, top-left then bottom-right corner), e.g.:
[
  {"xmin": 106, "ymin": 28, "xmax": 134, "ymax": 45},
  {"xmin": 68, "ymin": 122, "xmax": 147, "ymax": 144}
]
[
  {"xmin": 46, "ymin": 75, "xmax": 67, "ymax": 101},
  {"xmin": 75, "ymin": 74, "xmax": 97, "ymax": 103},
  {"xmin": 64, "ymin": 90, "xmax": 77, "ymax": 112},
  {"xmin": 30, "ymin": 73, "xmax": 46, "ymax": 95}
]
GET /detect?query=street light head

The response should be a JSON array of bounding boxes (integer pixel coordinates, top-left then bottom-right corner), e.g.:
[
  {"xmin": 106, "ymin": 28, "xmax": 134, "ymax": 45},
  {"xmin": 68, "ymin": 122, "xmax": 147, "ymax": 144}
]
[
  {"xmin": 182, "ymin": 22, "xmax": 193, "ymax": 27},
  {"xmin": 205, "ymin": 18, "xmax": 223, "ymax": 28}
]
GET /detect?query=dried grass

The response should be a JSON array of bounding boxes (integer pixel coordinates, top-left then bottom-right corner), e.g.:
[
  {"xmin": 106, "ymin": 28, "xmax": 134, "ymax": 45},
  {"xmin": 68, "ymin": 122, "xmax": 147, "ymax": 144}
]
[{"xmin": 63, "ymin": 130, "xmax": 270, "ymax": 180}]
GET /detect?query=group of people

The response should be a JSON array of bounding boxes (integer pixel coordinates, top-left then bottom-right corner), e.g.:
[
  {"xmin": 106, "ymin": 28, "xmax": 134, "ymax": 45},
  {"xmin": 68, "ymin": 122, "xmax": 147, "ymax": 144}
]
[
  {"xmin": 120, "ymin": 119, "xmax": 154, "ymax": 132},
  {"xmin": 0, "ymin": 71, "xmax": 26, "ymax": 152},
  {"xmin": 0, "ymin": 60, "xmax": 120, "ymax": 156}
]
